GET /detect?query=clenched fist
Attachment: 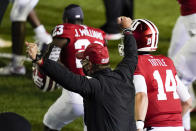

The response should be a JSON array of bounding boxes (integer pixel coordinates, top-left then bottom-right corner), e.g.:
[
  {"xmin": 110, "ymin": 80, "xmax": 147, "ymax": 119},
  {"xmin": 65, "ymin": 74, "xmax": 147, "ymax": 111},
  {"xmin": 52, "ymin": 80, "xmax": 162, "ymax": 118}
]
[
  {"xmin": 117, "ymin": 16, "xmax": 132, "ymax": 29},
  {"xmin": 26, "ymin": 42, "xmax": 38, "ymax": 61}
]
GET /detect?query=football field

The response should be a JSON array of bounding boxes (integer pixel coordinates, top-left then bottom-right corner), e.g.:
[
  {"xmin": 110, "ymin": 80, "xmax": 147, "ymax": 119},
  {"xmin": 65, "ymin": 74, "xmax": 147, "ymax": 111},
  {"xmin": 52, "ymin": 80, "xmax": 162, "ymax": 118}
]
[{"xmin": 0, "ymin": 0, "xmax": 196, "ymax": 130}]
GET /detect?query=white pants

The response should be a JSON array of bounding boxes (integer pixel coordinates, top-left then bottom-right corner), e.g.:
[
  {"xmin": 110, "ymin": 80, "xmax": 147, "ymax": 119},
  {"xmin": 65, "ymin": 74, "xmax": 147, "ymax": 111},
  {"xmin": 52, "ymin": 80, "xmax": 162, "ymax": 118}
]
[
  {"xmin": 43, "ymin": 89, "xmax": 84, "ymax": 130},
  {"xmin": 10, "ymin": 0, "xmax": 39, "ymax": 21},
  {"xmin": 145, "ymin": 126, "xmax": 184, "ymax": 131},
  {"xmin": 168, "ymin": 14, "xmax": 196, "ymax": 131},
  {"xmin": 169, "ymin": 14, "xmax": 196, "ymax": 85},
  {"xmin": 168, "ymin": 16, "xmax": 190, "ymax": 58}
]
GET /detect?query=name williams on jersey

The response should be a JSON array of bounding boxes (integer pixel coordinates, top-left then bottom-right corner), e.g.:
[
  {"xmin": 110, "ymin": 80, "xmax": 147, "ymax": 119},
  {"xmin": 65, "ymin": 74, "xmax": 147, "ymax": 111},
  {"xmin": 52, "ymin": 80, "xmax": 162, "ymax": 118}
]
[{"xmin": 74, "ymin": 28, "xmax": 103, "ymax": 40}]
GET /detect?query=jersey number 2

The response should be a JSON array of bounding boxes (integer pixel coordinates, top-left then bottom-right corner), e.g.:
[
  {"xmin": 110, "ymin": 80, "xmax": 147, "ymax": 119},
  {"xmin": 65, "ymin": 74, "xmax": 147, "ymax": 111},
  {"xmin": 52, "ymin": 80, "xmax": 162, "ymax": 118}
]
[
  {"xmin": 153, "ymin": 70, "xmax": 179, "ymax": 100},
  {"xmin": 75, "ymin": 39, "xmax": 104, "ymax": 68},
  {"xmin": 75, "ymin": 39, "xmax": 91, "ymax": 68}
]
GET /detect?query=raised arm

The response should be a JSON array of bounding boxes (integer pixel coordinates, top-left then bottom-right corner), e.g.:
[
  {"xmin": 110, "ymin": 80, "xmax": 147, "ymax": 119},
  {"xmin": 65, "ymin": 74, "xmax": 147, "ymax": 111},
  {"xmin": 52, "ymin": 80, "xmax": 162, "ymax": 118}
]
[
  {"xmin": 115, "ymin": 16, "xmax": 138, "ymax": 75},
  {"xmin": 26, "ymin": 42, "xmax": 100, "ymax": 97}
]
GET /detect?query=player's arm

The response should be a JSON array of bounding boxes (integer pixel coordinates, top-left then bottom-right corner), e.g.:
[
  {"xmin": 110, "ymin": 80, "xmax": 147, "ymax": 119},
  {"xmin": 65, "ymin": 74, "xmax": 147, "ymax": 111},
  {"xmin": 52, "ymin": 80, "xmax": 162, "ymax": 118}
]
[
  {"xmin": 134, "ymin": 75, "xmax": 148, "ymax": 131},
  {"xmin": 175, "ymin": 75, "xmax": 192, "ymax": 116},
  {"xmin": 52, "ymin": 37, "xmax": 69, "ymax": 49},
  {"xmin": 43, "ymin": 37, "xmax": 68, "ymax": 61}
]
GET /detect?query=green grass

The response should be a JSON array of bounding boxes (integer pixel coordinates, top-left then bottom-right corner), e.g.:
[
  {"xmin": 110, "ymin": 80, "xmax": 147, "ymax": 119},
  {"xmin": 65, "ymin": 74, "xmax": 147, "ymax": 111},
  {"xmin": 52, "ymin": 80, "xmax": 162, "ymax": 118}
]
[{"xmin": 0, "ymin": 0, "xmax": 196, "ymax": 130}]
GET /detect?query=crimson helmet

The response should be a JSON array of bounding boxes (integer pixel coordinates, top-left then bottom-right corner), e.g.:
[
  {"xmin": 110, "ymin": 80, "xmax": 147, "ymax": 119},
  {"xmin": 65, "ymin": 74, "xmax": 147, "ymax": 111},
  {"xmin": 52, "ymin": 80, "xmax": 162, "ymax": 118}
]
[
  {"xmin": 32, "ymin": 65, "xmax": 57, "ymax": 92},
  {"xmin": 131, "ymin": 19, "xmax": 159, "ymax": 52}
]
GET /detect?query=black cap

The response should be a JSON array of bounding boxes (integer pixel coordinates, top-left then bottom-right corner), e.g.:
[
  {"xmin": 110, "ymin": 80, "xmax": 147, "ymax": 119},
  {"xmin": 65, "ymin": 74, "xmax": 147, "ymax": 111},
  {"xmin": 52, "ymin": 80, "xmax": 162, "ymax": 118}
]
[
  {"xmin": 63, "ymin": 4, "xmax": 84, "ymax": 21},
  {"xmin": 0, "ymin": 112, "xmax": 31, "ymax": 131}
]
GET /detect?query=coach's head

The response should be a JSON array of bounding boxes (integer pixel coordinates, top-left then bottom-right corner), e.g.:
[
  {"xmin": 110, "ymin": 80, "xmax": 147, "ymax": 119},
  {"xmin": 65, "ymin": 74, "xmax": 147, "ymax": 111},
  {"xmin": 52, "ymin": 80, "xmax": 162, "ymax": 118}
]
[{"xmin": 77, "ymin": 43, "xmax": 110, "ymax": 76}]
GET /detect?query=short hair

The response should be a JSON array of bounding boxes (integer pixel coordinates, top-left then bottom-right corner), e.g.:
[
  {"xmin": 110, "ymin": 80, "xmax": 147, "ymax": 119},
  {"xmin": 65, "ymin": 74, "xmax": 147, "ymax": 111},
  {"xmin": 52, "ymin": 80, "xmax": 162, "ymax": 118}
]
[{"xmin": 62, "ymin": 4, "xmax": 84, "ymax": 24}]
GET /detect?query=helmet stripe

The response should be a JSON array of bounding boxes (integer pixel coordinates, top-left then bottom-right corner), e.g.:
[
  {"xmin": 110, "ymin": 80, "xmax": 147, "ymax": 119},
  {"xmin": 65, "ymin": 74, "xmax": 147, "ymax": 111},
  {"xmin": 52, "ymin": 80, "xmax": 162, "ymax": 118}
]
[
  {"xmin": 146, "ymin": 19, "xmax": 159, "ymax": 48},
  {"xmin": 139, "ymin": 19, "xmax": 156, "ymax": 49},
  {"xmin": 131, "ymin": 20, "xmax": 141, "ymax": 31}
]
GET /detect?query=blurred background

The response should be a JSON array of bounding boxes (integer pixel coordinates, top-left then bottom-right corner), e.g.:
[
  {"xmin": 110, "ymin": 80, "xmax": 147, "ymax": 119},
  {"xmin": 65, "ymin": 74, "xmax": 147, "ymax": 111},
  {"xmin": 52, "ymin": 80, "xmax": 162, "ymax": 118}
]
[{"xmin": 0, "ymin": 0, "xmax": 195, "ymax": 130}]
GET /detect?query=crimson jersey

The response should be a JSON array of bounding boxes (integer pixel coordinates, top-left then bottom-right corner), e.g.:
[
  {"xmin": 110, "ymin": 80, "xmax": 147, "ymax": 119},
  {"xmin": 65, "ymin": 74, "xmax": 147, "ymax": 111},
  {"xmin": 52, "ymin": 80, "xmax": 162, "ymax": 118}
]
[
  {"xmin": 52, "ymin": 23, "xmax": 106, "ymax": 76},
  {"xmin": 178, "ymin": 0, "xmax": 196, "ymax": 16},
  {"xmin": 134, "ymin": 54, "xmax": 182, "ymax": 127}
]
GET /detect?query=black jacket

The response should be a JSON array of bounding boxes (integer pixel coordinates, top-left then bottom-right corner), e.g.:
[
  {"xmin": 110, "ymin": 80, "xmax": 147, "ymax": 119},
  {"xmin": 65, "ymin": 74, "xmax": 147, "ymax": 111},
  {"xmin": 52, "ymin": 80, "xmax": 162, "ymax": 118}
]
[{"xmin": 40, "ymin": 34, "xmax": 138, "ymax": 131}]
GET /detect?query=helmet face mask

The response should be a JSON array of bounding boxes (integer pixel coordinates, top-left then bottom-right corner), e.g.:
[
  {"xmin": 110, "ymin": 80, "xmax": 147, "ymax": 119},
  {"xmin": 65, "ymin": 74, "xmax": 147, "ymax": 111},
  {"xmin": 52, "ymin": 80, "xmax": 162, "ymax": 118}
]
[{"xmin": 118, "ymin": 39, "xmax": 124, "ymax": 56}]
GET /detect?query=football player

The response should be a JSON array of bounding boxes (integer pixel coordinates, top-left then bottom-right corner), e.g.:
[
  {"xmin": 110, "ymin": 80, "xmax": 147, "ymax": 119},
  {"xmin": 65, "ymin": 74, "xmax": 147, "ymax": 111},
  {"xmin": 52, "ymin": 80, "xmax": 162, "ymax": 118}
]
[
  {"xmin": 32, "ymin": 4, "xmax": 106, "ymax": 131},
  {"xmin": 0, "ymin": 0, "xmax": 52, "ymax": 75},
  {"xmin": 118, "ymin": 19, "xmax": 192, "ymax": 131},
  {"xmin": 168, "ymin": 0, "xmax": 196, "ymax": 130}
]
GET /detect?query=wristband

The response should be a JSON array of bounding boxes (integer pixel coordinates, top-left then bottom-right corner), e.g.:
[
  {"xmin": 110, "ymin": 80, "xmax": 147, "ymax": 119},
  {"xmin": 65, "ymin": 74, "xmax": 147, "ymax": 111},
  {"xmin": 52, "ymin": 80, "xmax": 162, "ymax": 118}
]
[
  {"xmin": 122, "ymin": 28, "xmax": 132, "ymax": 35},
  {"xmin": 136, "ymin": 120, "xmax": 144, "ymax": 129},
  {"xmin": 37, "ymin": 58, "xmax": 44, "ymax": 66},
  {"xmin": 32, "ymin": 54, "xmax": 42, "ymax": 63}
]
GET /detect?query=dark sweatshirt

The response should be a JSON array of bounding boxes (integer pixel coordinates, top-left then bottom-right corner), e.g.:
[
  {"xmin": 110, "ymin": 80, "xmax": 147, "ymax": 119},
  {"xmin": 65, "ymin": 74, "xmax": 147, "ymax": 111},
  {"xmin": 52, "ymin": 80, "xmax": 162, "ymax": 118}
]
[{"xmin": 40, "ymin": 33, "xmax": 138, "ymax": 131}]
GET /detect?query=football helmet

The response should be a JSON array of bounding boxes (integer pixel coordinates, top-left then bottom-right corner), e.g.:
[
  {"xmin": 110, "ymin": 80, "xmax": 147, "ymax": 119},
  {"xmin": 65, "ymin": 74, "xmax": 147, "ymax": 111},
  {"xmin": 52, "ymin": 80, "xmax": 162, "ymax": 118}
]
[
  {"xmin": 118, "ymin": 19, "xmax": 159, "ymax": 56},
  {"xmin": 132, "ymin": 19, "xmax": 159, "ymax": 52},
  {"xmin": 32, "ymin": 64, "xmax": 57, "ymax": 92}
]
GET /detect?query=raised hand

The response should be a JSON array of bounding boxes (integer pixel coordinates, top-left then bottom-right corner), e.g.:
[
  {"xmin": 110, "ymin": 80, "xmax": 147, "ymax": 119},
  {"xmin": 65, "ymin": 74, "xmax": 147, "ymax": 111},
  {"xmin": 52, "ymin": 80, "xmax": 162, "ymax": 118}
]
[
  {"xmin": 117, "ymin": 16, "xmax": 132, "ymax": 29},
  {"xmin": 26, "ymin": 42, "xmax": 38, "ymax": 60}
]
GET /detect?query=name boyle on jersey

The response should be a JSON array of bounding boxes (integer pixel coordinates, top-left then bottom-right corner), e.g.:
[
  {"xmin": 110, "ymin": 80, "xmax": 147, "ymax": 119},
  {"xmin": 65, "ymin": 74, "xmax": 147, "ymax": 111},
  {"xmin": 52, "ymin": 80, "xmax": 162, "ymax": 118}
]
[
  {"xmin": 75, "ymin": 29, "xmax": 103, "ymax": 40},
  {"xmin": 148, "ymin": 58, "xmax": 168, "ymax": 67}
]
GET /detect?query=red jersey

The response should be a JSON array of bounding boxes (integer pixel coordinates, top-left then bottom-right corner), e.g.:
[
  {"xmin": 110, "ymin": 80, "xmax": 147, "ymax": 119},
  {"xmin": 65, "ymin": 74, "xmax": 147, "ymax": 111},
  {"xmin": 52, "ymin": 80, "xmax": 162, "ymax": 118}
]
[
  {"xmin": 134, "ymin": 54, "xmax": 182, "ymax": 127},
  {"xmin": 178, "ymin": 0, "xmax": 196, "ymax": 16},
  {"xmin": 52, "ymin": 23, "xmax": 106, "ymax": 76}
]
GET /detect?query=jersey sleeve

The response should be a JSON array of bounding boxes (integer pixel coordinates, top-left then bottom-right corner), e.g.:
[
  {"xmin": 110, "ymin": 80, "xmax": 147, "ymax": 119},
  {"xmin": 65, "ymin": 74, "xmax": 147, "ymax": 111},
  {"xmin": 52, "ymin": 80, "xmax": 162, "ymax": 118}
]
[
  {"xmin": 52, "ymin": 24, "xmax": 75, "ymax": 40},
  {"xmin": 175, "ymin": 75, "xmax": 191, "ymax": 102},
  {"xmin": 134, "ymin": 57, "xmax": 144, "ymax": 76},
  {"xmin": 133, "ymin": 57, "xmax": 147, "ymax": 94},
  {"xmin": 134, "ymin": 75, "xmax": 147, "ymax": 94}
]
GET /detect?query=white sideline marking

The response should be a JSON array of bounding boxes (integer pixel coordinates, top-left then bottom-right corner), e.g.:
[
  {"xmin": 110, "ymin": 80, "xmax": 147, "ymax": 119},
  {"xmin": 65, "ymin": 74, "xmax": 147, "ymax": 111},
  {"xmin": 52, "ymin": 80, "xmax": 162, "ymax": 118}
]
[
  {"xmin": 0, "ymin": 38, "xmax": 31, "ymax": 62},
  {"xmin": 0, "ymin": 53, "xmax": 32, "ymax": 62},
  {"xmin": 0, "ymin": 38, "xmax": 11, "ymax": 47}
]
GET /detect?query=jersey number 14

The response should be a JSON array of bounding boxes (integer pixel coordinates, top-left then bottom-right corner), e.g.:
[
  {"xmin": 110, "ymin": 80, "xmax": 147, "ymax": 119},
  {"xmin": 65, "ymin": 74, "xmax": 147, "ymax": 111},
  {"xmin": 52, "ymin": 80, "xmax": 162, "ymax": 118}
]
[{"xmin": 153, "ymin": 70, "xmax": 179, "ymax": 100}]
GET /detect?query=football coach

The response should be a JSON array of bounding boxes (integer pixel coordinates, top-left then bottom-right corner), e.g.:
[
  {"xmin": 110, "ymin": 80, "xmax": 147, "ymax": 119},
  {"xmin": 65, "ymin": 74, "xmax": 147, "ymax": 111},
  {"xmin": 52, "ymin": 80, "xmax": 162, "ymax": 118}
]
[{"xmin": 26, "ymin": 16, "xmax": 138, "ymax": 131}]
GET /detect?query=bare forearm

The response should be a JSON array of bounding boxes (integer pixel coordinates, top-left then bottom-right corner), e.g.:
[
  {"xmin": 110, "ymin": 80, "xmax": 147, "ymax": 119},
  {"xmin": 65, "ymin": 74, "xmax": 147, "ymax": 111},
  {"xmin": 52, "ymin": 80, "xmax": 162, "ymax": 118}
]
[
  {"xmin": 181, "ymin": 98, "xmax": 192, "ymax": 117},
  {"xmin": 135, "ymin": 93, "xmax": 148, "ymax": 121}
]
